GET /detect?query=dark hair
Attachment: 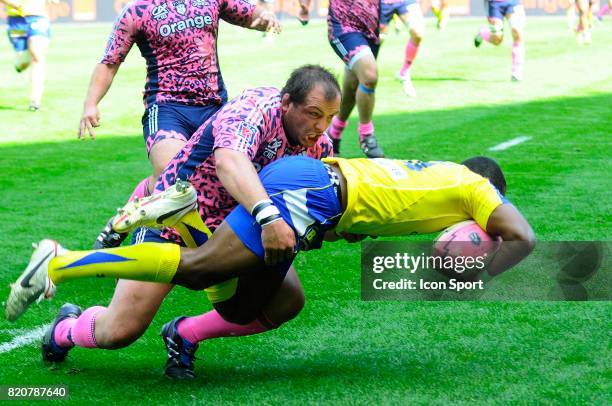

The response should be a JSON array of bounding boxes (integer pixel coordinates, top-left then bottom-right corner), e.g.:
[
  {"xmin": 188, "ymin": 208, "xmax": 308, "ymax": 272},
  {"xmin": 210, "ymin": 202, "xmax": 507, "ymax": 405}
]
[
  {"xmin": 462, "ymin": 156, "xmax": 507, "ymax": 195},
  {"xmin": 281, "ymin": 65, "xmax": 341, "ymax": 104}
]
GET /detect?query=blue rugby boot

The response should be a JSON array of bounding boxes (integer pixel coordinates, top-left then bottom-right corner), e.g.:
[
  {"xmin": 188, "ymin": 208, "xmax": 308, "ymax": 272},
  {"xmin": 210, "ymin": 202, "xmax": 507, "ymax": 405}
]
[{"xmin": 161, "ymin": 317, "xmax": 199, "ymax": 379}]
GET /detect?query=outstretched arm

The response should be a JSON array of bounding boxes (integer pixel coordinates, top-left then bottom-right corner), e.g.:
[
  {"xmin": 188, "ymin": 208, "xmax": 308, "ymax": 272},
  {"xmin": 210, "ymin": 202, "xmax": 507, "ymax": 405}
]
[
  {"xmin": 248, "ymin": 4, "xmax": 282, "ymax": 33},
  {"xmin": 78, "ymin": 63, "xmax": 120, "ymax": 139},
  {"xmin": 485, "ymin": 204, "xmax": 536, "ymax": 276}
]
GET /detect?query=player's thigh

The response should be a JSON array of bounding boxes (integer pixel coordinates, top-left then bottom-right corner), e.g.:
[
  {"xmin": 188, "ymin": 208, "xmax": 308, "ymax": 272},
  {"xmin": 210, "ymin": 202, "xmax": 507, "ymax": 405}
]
[
  {"xmin": 399, "ymin": 4, "xmax": 425, "ymax": 37},
  {"xmin": 27, "ymin": 35, "xmax": 49, "ymax": 61},
  {"xmin": 262, "ymin": 265, "xmax": 305, "ymax": 324},
  {"xmin": 149, "ymin": 138, "xmax": 186, "ymax": 178},
  {"xmin": 507, "ymin": 4, "xmax": 526, "ymax": 31},
  {"xmin": 351, "ymin": 53, "xmax": 378, "ymax": 87},
  {"xmin": 102, "ymin": 279, "xmax": 174, "ymax": 335}
]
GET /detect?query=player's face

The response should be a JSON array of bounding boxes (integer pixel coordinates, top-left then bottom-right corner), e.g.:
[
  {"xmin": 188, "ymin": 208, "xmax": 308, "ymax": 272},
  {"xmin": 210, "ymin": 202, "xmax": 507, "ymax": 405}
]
[{"xmin": 282, "ymin": 85, "xmax": 341, "ymax": 148}]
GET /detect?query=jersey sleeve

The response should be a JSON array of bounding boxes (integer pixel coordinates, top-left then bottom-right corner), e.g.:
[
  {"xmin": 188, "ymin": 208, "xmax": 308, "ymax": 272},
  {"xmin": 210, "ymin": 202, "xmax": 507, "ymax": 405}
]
[
  {"xmin": 212, "ymin": 96, "xmax": 266, "ymax": 160},
  {"xmin": 219, "ymin": 0, "xmax": 256, "ymax": 27},
  {"xmin": 463, "ymin": 177, "xmax": 508, "ymax": 231},
  {"xmin": 100, "ymin": 3, "xmax": 138, "ymax": 65}
]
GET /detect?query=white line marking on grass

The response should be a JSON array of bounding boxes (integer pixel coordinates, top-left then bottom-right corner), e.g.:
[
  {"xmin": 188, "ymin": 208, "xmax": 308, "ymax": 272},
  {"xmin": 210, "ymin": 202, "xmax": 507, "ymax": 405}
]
[
  {"xmin": 0, "ymin": 325, "xmax": 49, "ymax": 354},
  {"xmin": 489, "ymin": 136, "xmax": 532, "ymax": 151}
]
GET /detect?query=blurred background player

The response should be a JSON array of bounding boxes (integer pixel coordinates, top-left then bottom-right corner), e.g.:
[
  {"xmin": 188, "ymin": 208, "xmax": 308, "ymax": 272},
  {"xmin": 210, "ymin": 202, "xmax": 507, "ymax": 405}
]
[
  {"xmin": 79, "ymin": 0, "xmax": 280, "ymax": 250},
  {"xmin": 300, "ymin": 0, "xmax": 385, "ymax": 158},
  {"xmin": 597, "ymin": 0, "xmax": 611, "ymax": 20},
  {"xmin": 1, "ymin": 0, "xmax": 56, "ymax": 111},
  {"xmin": 431, "ymin": 0, "xmax": 450, "ymax": 30},
  {"xmin": 575, "ymin": 0, "xmax": 593, "ymax": 44},
  {"xmin": 379, "ymin": 0, "xmax": 425, "ymax": 98},
  {"xmin": 6, "ymin": 67, "xmax": 340, "ymax": 380},
  {"xmin": 473, "ymin": 0, "xmax": 526, "ymax": 81}
]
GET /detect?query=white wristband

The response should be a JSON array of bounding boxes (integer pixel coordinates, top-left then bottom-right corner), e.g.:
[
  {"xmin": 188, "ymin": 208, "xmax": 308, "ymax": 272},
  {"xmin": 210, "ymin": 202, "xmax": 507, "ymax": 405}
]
[{"xmin": 255, "ymin": 205, "xmax": 281, "ymax": 224}]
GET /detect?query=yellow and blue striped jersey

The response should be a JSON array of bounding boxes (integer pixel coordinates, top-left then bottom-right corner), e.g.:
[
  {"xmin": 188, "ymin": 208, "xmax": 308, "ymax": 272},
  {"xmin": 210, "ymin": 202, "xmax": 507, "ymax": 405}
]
[{"xmin": 323, "ymin": 157, "xmax": 507, "ymax": 236}]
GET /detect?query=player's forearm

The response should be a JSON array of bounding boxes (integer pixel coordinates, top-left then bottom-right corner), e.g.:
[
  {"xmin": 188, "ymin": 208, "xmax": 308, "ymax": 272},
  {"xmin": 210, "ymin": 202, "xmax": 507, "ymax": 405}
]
[
  {"xmin": 83, "ymin": 63, "xmax": 119, "ymax": 108},
  {"xmin": 214, "ymin": 148, "xmax": 271, "ymax": 212}
]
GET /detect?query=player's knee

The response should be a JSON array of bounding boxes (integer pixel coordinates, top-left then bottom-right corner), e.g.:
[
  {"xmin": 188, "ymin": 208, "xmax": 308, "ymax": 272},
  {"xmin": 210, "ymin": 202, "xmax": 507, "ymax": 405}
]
[
  {"xmin": 277, "ymin": 289, "xmax": 305, "ymax": 324},
  {"xmin": 213, "ymin": 300, "xmax": 258, "ymax": 325},
  {"xmin": 359, "ymin": 67, "xmax": 378, "ymax": 90}
]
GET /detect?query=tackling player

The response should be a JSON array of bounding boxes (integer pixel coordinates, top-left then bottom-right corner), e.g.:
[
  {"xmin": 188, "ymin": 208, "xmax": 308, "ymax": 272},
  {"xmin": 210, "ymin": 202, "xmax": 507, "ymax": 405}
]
[
  {"xmin": 5, "ymin": 66, "xmax": 339, "ymax": 379},
  {"xmin": 300, "ymin": 0, "xmax": 385, "ymax": 158},
  {"xmin": 7, "ymin": 156, "xmax": 535, "ymax": 377},
  {"xmin": 379, "ymin": 0, "xmax": 425, "ymax": 97},
  {"xmin": 473, "ymin": 0, "xmax": 526, "ymax": 81},
  {"xmin": 1, "ymin": 0, "xmax": 56, "ymax": 110},
  {"xmin": 79, "ymin": 0, "xmax": 281, "ymax": 249}
]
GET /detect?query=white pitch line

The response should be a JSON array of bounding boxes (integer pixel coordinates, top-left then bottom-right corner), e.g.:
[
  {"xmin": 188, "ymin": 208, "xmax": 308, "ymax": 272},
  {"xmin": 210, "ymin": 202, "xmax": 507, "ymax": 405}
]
[
  {"xmin": 489, "ymin": 136, "xmax": 532, "ymax": 152},
  {"xmin": 0, "ymin": 325, "xmax": 50, "ymax": 354}
]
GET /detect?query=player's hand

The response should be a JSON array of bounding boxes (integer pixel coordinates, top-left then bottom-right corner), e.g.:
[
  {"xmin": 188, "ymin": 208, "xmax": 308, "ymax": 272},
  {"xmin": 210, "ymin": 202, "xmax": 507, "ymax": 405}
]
[
  {"xmin": 250, "ymin": 11, "xmax": 282, "ymax": 34},
  {"xmin": 79, "ymin": 104, "xmax": 100, "ymax": 140},
  {"xmin": 261, "ymin": 219, "xmax": 296, "ymax": 265},
  {"xmin": 297, "ymin": 0, "xmax": 310, "ymax": 25}
]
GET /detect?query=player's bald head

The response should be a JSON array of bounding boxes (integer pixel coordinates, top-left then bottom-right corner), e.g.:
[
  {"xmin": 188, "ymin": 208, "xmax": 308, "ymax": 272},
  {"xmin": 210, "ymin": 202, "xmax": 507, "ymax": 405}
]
[
  {"xmin": 462, "ymin": 156, "xmax": 507, "ymax": 196},
  {"xmin": 281, "ymin": 65, "xmax": 341, "ymax": 105}
]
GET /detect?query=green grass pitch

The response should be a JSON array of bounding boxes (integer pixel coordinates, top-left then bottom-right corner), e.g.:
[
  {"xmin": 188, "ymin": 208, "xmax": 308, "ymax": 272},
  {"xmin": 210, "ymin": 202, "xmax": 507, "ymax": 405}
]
[{"xmin": 0, "ymin": 17, "xmax": 611, "ymax": 404}]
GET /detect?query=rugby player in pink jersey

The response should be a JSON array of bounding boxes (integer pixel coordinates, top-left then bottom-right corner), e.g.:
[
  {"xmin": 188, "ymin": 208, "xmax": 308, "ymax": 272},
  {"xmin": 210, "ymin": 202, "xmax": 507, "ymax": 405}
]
[
  {"xmin": 300, "ymin": 0, "xmax": 385, "ymax": 158},
  {"xmin": 379, "ymin": 0, "xmax": 425, "ymax": 98},
  {"xmin": 20, "ymin": 66, "xmax": 340, "ymax": 380},
  {"xmin": 473, "ymin": 0, "xmax": 526, "ymax": 81},
  {"xmin": 77, "ymin": 0, "xmax": 280, "ymax": 249}
]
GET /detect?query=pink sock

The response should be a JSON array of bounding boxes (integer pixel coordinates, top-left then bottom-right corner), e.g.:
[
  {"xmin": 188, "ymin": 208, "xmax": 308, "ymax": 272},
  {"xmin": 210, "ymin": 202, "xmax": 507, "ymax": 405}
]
[
  {"xmin": 176, "ymin": 310, "xmax": 273, "ymax": 344},
  {"xmin": 358, "ymin": 122, "xmax": 374, "ymax": 142},
  {"xmin": 53, "ymin": 317, "xmax": 77, "ymax": 348},
  {"xmin": 512, "ymin": 43, "xmax": 525, "ymax": 75},
  {"xmin": 400, "ymin": 40, "xmax": 419, "ymax": 76},
  {"xmin": 479, "ymin": 27, "xmax": 491, "ymax": 42},
  {"xmin": 66, "ymin": 306, "xmax": 106, "ymax": 348},
  {"xmin": 598, "ymin": 3, "xmax": 610, "ymax": 16},
  {"xmin": 128, "ymin": 177, "xmax": 150, "ymax": 202},
  {"xmin": 328, "ymin": 116, "xmax": 348, "ymax": 140}
]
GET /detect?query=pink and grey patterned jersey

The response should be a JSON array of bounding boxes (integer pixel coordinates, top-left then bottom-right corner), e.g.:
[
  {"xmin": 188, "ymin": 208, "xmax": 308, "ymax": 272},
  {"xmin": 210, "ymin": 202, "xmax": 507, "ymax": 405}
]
[
  {"xmin": 101, "ymin": 0, "xmax": 255, "ymax": 108},
  {"xmin": 328, "ymin": 0, "xmax": 380, "ymax": 43},
  {"xmin": 155, "ymin": 87, "xmax": 334, "ymax": 241}
]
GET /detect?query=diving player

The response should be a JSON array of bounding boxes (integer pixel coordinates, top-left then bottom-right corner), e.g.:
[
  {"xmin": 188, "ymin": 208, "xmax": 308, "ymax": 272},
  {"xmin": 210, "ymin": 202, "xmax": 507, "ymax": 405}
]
[
  {"xmin": 7, "ymin": 156, "xmax": 535, "ymax": 377},
  {"xmin": 473, "ymin": 0, "xmax": 526, "ymax": 81},
  {"xmin": 1, "ymin": 0, "xmax": 56, "ymax": 110},
  {"xmin": 380, "ymin": 0, "xmax": 425, "ymax": 97}
]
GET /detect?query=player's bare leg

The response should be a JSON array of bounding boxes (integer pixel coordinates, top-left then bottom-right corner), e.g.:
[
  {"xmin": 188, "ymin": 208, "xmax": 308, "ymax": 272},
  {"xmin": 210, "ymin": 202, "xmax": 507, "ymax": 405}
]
[
  {"xmin": 397, "ymin": 6, "xmax": 425, "ymax": 97},
  {"xmin": 351, "ymin": 54, "xmax": 384, "ymax": 158},
  {"xmin": 27, "ymin": 35, "xmax": 49, "ymax": 111},
  {"xmin": 576, "ymin": 0, "xmax": 591, "ymax": 44},
  {"xmin": 508, "ymin": 7, "xmax": 526, "ymax": 81},
  {"xmin": 327, "ymin": 68, "xmax": 358, "ymax": 155}
]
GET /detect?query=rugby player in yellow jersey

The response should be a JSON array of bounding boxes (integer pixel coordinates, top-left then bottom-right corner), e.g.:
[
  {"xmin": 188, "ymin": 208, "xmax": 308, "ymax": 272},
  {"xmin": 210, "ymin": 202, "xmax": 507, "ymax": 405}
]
[
  {"xmin": 1, "ymin": 0, "xmax": 56, "ymax": 110},
  {"xmin": 7, "ymin": 155, "xmax": 534, "ymax": 375}
]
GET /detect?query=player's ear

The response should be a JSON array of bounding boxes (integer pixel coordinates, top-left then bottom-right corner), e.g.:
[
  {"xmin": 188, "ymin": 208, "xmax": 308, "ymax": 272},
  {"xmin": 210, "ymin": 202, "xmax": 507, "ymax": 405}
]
[{"xmin": 281, "ymin": 93, "xmax": 292, "ymax": 112}]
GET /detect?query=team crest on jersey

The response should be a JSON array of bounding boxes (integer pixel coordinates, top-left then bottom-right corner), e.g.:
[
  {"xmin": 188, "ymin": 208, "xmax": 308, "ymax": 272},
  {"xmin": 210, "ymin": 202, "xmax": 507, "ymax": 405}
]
[
  {"xmin": 263, "ymin": 139, "xmax": 282, "ymax": 159},
  {"xmin": 237, "ymin": 122, "xmax": 258, "ymax": 146},
  {"xmin": 152, "ymin": 4, "xmax": 169, "ymax": 20},
  {"xmin": 173, "ymin": 0, "xmax": 187, "ymax": 15}
]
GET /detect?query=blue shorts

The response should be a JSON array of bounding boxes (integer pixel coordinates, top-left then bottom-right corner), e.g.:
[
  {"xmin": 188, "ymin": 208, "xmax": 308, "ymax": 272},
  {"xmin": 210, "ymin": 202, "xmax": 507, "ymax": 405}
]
[
  {"xmin": 328, "ymin": 16, "xmax": 380, "ymax": 68},
  {"xmin": 488, "ymin": 0, "xmax": 519, "ymax": 19},
  {"xmin": 225, "ymin": 156, "xmax": 343, "ymax": 277},
  {"xmin": 142, "ymin": 103, "xmax": 222, "ymax": 154},
  {"xmin": 7, "ymin": 16, "xmax": 50, "ymax": 52},
  {"xmin": 380, "ymin": 0, "xmax": 417, "ymax": 26}
]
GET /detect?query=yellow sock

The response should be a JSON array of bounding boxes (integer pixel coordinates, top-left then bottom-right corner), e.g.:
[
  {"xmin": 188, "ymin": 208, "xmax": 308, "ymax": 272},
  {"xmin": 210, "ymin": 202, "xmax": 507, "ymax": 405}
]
[
  {"xmin": 49, "ymin": 243, "xmax": 181, "ymax": 285},
  {"xmin": 172, "ymin": 209, "xmax": 212, "ymax": 248}
]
